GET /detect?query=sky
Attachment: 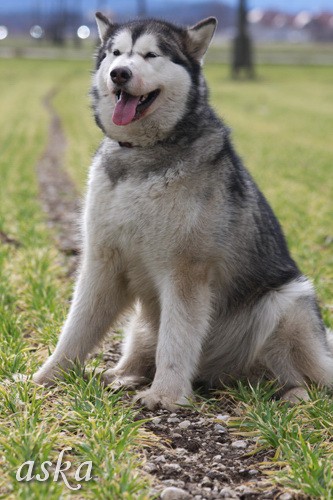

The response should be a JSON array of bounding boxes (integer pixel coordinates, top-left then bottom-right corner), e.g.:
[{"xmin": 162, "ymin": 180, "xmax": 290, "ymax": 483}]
[
  {"xmin": 0, "ymin": 0, "xmax": 332, "ymax": 14},
  {"xmin": 191, "ymin": 0, "xmax": 332, "ymax": 11},
  {"xmin": 245, "ymin": 0, "xmax": 333, "ymax": 12}
]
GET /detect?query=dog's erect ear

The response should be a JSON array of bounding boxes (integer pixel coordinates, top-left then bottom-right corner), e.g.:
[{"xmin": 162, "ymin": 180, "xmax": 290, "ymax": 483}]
[
  {"xmin": 186, "ymin": 17, "xmax": 217, "ymax": 62},
  {"xmin": 95, "ymin": 12, "xmax": 113, "ymax": 41}
]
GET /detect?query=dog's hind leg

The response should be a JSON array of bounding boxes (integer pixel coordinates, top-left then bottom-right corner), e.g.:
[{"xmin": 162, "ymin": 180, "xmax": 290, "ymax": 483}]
[
  {"xmin": 33, "ymin": 253, "xmax": 131, "ymax": 385},
  {"xmin": 261, "ymin": 295, "xmax": 333, "ymax": 400},
  {"xmin": 102, "ymin": 301, "xmax": 158, "ymax": 389}
]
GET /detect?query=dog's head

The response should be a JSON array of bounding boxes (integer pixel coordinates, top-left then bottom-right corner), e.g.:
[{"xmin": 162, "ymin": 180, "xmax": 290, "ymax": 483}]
[{"xmin": 91, "ymin": 14, "xmax": 217, "ymax": 146}]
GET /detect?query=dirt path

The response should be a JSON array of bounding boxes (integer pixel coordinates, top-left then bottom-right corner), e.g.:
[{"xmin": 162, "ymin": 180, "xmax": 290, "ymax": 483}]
[
  {"xmin": 37, "ymin": 89, "xmax": 81, "ymax": 259},
  {"xmin": 36, "ymin": 91, "xmax": 291, "ymax": 500}
]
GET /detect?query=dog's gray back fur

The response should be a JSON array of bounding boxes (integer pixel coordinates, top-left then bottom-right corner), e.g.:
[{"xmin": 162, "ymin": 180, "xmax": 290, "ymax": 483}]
[{"xmin": 33, "ymin": 15, "xmax": 333, "ymax": 409}]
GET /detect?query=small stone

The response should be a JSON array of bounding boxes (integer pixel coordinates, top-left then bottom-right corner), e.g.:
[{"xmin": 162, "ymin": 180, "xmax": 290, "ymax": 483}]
[
  {"xmin": 154, "ymin": 455, "xmax": 166, "ymax": 463},
  {"xmin": 152, "ymin": 417, "xmax": 162, "ymax": 425},
  {"xmin": 162, "ymin": 480, "xmax": 185, "ymax": 488},
  {"xmin": 178, "ymin": 420, "xmax": 191, "ymax": 429},
  {"xmin": 168, "ymin": 417, "xmax": 181, "ymax": 424},
  {"xmin": 216, "ymin": 414, "xmax": 230, "ymax": 421},
  {"xmin": 249, "ymin": 469, "xmax": 258, "ymax": 475},
  {"xmin": 163, "ymin": 463, "xmax": 182, "ymax": 473},
  {"xmin": 207, "ymin": 470, "xmax": 226, "ymax": 481},
  {"xmin": 214, "ymin": 424, "xmax": 227, "ymax": 433},
  {"xmin": 235, "ymin": 485, "xmax": 257, "ymax": 495},
  {"xmin": 160, "ymin": 486, "xmax": 191, "ymax": 500},
  {"xmin": 279, "ymin": 494, "xmax": 293, "ymax": 500},
  {"xmin": 175, "ymin": 447, "xmax": 187, "ymax": 455},
  {"xmin": 171, "ymin": 432, "xmax": 182, "ymax": 439},
  {"xmin": 231, "ymin": 440, "xmax": 248, "ymax": 449},
  {"xmin": 201, "ymin": 476, "xmax": 212, "ymax": 487},
  {"xmin": 213, "ymin": 454, "xmax": 222, "ymax": 461},
  {"xmin": 144, "ymin": 462, "xmax": 158, "ymax": 473},
  {"xmin": 12, "ymin": 373, "xmax": 28, "ymax": 383},
  {"xmin": 219, "ymin": 487, "xmax": 240, "ymax": 498},
  {"xmin": 102, "ymin": 354, "xmax": 112, "ymax": 361}
]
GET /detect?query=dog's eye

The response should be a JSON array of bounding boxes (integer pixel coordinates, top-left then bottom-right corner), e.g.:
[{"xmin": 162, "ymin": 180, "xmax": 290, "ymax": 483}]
[
  {"xmin": 113, "ymin": 49, "xmax": 121, "ymax": 56},
  {"xmin": 145, "ymin": 52, "xmax": 158, "ymax": 59}
]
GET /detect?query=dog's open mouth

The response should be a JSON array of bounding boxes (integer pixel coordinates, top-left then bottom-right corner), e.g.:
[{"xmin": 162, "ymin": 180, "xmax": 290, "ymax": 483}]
[{"xmin": 112, "ymin": 89, "xmax": 160, "ymax": 126}]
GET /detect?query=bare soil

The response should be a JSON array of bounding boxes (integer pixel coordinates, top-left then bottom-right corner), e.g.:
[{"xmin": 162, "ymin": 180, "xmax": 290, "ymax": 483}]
[
  {"xmin": 35, "ymin": 91, "xmax": 301, "ymax": 500},
  {"xmin": 36, "ymin": 90, "xmax": 81, "ymax": 259}
]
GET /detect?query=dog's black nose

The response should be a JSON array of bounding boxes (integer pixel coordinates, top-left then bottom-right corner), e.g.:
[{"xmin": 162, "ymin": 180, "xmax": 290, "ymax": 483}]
[{"xmin": 110, "ymin": 67, "xmax": 132, "ymax": 85}]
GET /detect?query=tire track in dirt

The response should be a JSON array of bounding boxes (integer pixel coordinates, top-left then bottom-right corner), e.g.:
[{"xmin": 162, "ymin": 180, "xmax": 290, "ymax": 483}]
[
  {"xmin": 37, "ymin": 89, "xmax": 81, "ymax": 259},
  {"xmin": 35, "ymin": 91, "xmax": 290, "ymax": 500}
]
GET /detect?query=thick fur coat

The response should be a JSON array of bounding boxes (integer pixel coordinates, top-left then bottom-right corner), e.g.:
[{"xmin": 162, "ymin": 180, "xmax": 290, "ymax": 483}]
[{"xmin": 33, "ymin": 14, "xmax": 333, "ymax": 409}]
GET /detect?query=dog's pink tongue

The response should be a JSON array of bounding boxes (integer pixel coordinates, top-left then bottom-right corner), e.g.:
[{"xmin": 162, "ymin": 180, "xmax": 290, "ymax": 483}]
[{"xmin": 113, "ymin": 92, "xmax": 140, "ymax": 126}]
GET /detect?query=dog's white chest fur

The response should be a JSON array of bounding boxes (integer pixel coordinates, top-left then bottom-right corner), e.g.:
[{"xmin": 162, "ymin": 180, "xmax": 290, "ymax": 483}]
[{"xmin": 86, "ymin": 156, "xmax": 200, "ymax": 267}]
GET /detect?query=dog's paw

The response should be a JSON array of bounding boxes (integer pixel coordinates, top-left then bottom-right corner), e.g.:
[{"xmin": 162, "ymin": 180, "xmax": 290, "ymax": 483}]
[
  {"xmin": 32, "ymin": 366, "xmax": 59, "ymax": 386},
  {"xmin": 134, "ymin": 387, "xmax": 191, "ymax": 411},
  {"xmin": 101, "ymin": 368, "xmax": 150, "ymax": 390},
  {"xmin": 280, "ymin": 387, "xmax": 309, "ymax": 404}
]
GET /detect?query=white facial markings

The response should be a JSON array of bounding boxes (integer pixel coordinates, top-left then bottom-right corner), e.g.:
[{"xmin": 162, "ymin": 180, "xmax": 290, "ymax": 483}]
[
  {"xmin": 110, "ymin": 29, "xmax": 132, "ymax": 56},
  {"xmin": 107, "ymin": 31, "xmax": 163, "ymax": 97},
  {"xmin": 132, "ymin": 33, "xmax": 161, "ymax": 59},
  {"xmin": 95, "ymin": 27, "xmax": 193, "ymax": 143},
  {"xmin": 109, "ymin": 32, "xmax": 161, "ymax": 69}
]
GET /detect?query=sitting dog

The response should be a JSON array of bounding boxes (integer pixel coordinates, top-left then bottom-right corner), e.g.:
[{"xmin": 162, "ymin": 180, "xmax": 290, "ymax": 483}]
[{"xmin": 33, "ymin": 13, "xmax": 333, "ymax": 409}]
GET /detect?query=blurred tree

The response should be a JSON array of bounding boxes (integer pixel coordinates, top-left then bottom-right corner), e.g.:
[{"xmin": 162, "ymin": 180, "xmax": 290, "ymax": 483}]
[
  {"xmin": 73, "ymin": 0, "xmax": 82, "ymax": 47},
  {"xmin": 48, "ymin": 0, "xmax": 67, "ymax": 45},
  {"xmin": 232, "ymin": 0, "xmax": 254, "ymax": 79},
  {"xmin": 138, "ymin": 0, "xmax": 147, "ymax": 17}
]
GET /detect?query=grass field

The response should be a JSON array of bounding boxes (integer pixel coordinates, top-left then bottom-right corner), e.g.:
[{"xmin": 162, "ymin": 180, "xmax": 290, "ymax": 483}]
[
  {"xmin": 0, "ymin": 57, "xmax": 332, "ymax": 498},
  {"xmin": 1, "ymin": 39, "xmax": 333, "ymax": 66}
]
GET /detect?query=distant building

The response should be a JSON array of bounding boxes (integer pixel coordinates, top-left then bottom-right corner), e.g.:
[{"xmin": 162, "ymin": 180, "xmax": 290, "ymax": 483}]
[
  {"xmin": 307, "ymin": 12, "xmax": 333, "ymax": 42},
  {"xmin": 248, "ymin": 9, "xmax": 333, "ymax": 43}
]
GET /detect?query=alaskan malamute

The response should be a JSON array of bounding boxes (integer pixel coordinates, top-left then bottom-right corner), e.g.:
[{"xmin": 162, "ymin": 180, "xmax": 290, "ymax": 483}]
[{"xmin": 33, "ymin": 13, "xmax": 333, "ymax": 409}]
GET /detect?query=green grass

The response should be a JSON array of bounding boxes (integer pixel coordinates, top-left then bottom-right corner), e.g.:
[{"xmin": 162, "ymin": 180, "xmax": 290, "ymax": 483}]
[
  {"xmin": 216, "ymin": 382, "xmax": 333, "ymax": 498},
  {"xmin": 52, "ymin": 61, "xmax": 102, "ymax": 189},
  {"xmin": 205, "ymin": 64, "xmax": 333, "ymax": 323},
  {"xmin": 2, "ymin": 39, "xmax": 333, "ymax": 66},
  {"xmin": 205, "ymin": 65, "xmax": 333, "ymax": 498},
  {"xmin": 207, "ymin": 42, "xmax": 333, "ymax": 66},
  {"xmin": 0, "ymin": 57, "xmax": 332, "ymax": 498},
  {"xmin": 0, "ymin": 59, "xmax": 151, "ymax": 499}
]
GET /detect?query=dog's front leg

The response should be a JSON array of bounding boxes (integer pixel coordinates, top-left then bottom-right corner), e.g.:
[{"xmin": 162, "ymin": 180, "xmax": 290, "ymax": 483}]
[
  {"xmin": 33, "ymin": 252, "xmax": 130, "ymax": 385},
  {"xmin": 136, "ymin": 266, "xmax": 212, "ymax": 410}
]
